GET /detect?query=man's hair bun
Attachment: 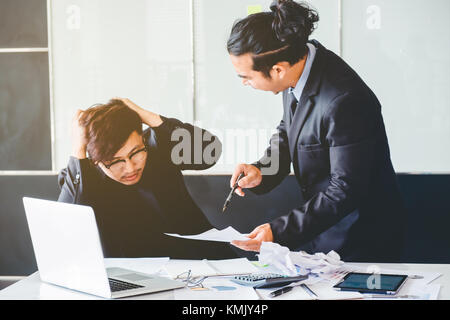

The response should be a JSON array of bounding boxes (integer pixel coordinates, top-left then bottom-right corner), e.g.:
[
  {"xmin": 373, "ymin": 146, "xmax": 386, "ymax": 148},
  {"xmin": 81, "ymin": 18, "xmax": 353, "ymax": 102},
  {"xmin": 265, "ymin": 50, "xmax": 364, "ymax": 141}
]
[{"xmin": 270, "ymin": 0, "xmax": 319, "ymax": 43}]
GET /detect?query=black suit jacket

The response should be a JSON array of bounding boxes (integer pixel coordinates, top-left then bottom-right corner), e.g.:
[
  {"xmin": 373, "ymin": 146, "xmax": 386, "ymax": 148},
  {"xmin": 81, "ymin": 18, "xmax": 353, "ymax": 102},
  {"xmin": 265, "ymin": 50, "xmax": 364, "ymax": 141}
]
[{"xmin": 253, "ymin": 40, "xmax": 406, "ymax": 262}]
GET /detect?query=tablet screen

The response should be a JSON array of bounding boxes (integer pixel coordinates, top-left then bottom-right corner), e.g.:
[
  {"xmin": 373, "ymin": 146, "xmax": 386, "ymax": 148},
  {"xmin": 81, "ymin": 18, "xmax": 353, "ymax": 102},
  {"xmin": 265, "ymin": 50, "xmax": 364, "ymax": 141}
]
[{"xmin": 334, "ymin": 273, "xmax": 408, "ymax": 293}]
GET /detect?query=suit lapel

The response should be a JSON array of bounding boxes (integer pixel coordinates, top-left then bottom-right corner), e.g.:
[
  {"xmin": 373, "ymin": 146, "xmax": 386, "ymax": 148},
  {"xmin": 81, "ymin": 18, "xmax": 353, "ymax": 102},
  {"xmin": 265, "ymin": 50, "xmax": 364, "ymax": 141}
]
[{"xmin": 287, "ymin": 40, "xmax": 328, "ymax": 160}]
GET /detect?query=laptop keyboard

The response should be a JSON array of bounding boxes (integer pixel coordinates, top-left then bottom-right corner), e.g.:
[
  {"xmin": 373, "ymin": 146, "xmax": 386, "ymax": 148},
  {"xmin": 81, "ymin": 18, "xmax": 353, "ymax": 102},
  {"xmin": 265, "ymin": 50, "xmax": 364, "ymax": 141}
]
[{"xmin": 108, "ymin": 278, "xmax": 144, "ymax": 292}]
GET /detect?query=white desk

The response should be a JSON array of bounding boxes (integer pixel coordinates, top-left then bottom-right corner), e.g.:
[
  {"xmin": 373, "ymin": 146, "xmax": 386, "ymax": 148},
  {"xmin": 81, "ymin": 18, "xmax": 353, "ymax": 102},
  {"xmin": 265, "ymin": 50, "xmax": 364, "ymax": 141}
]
[{"xmin": 0, "ymin": 262, "xmax": 449, "ymax": 300}]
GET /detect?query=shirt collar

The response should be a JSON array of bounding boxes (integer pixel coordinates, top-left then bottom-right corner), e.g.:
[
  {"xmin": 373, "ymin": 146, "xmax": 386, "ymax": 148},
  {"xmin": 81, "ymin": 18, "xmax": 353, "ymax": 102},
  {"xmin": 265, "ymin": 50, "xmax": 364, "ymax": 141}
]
[{"xmin": 288, "ymin": 42, "xmax": 317, "ymax": 101}]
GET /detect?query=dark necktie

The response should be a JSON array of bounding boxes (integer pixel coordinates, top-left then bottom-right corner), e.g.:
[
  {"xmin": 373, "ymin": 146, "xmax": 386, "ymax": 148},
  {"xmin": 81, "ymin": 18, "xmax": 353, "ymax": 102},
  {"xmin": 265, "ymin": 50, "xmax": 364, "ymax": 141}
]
[{"xmin": 290, "ymin": 92, "xmax": 298, "ymax": 117}]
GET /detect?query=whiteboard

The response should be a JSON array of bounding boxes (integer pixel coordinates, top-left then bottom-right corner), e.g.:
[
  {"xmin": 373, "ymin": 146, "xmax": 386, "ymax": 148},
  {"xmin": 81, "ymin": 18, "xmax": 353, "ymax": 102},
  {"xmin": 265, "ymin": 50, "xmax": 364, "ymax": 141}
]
[
  {"xmin": 51, "ymin": 0, "xmax": 193, "ymax": 171},
  {"xmin": 49, "ymin": 0, "xmax": 450, "ymax": 173},
  {"xmin": 191, "ymin": 0, "xmax": 340, "ymax": 174},
  {"xmin": 341, "ymin": 0, "xmax": 450, "ymax": 173}
]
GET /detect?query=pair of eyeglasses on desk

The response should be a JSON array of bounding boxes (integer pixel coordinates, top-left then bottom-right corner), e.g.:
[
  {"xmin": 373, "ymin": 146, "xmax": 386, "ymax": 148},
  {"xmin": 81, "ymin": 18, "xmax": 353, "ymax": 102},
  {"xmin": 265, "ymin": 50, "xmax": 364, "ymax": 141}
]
[{"xmin": 175, "ymin": 270, "xmax": 207, "ymax": 288}]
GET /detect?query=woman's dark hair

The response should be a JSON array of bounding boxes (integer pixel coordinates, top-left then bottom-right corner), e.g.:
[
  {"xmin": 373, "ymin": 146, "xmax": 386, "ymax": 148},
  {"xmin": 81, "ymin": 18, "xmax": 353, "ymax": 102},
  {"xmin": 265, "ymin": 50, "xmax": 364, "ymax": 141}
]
[
  {"xmin": 227, "ymin": 0, "xmax": 319, "ymax": 78},
  {"xmin": 79, "ymin": 99, "xmax": 143, "ymax": 163}
]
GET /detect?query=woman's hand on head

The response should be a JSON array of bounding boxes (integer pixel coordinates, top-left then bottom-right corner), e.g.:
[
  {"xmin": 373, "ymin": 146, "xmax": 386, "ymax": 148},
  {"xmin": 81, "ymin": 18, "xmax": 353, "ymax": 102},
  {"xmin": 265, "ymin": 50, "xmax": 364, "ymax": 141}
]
[{"xmin": 114, "ymin": 97, "xmax": 163, "ymax": 128}]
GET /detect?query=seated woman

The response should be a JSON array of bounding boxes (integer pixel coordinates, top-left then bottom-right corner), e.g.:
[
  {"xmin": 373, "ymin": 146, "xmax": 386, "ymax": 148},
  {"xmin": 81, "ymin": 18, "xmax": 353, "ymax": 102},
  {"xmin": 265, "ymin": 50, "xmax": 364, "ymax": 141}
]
[{"xmin": 58, "ymin": 98, "xmax": 237, "ymax": 259}]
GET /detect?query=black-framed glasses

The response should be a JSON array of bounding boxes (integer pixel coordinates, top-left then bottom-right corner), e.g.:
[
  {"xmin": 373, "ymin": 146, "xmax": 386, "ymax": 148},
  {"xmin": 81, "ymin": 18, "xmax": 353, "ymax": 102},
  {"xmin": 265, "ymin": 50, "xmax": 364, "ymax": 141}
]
[{"xmin": 102, "ymin": 144, "xmax": 148, "ymax": 174}]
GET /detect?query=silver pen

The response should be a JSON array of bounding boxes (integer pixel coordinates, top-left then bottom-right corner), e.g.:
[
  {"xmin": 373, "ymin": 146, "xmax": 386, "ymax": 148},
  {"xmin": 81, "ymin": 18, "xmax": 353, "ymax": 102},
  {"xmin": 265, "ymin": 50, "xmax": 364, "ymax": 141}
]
[
  {"xmin": 300, "ymin": 283, "xmax": 319, "ymax": 299},
  {"xmin": 269, "ymin": 281, "xmax": 318, "ymax": 299}
]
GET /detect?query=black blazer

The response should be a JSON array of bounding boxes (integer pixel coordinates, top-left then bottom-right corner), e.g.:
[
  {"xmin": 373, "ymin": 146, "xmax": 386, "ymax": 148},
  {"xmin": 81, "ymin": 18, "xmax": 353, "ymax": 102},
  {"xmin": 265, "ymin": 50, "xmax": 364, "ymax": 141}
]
[{"xmin": 253, "ymin": 40, "xmax": 406, "ymax": 262}]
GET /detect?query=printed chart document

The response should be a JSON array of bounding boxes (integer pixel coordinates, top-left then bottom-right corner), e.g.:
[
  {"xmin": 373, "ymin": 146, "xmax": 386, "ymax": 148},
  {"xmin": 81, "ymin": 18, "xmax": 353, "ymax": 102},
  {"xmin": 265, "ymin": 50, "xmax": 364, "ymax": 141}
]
[
  {"xmin": 174, "ymin": 278, "xmax": 259, "ymax": 300},
  {"xmin": 165, "ymin": 226, "xmax": 249, "ymax": 243}
]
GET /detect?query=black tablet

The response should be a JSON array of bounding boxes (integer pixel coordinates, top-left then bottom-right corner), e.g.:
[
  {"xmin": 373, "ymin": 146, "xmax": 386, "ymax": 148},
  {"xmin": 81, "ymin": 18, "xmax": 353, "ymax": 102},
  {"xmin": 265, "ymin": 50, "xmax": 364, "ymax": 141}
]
[{"xmin": 333, "ymin": 272, "xmax": 408, "ymax": 295}]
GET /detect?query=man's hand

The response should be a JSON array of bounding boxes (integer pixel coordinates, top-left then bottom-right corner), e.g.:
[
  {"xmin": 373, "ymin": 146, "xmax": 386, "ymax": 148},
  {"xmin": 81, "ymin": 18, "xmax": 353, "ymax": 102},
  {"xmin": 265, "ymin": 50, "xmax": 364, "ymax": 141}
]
[
  {"xmin": 115, "ymin": 97, "xmax": 163, "ymax": 128},
  {"xmin": 230, "ymin": 163, "xmax": 262, "ymax": 196},
  {"xmin": 71, "ymin": 109, "xmax": 88, "ymax": 159},
  {"xmin": 231, "ymin": 223, "xmax": 273, "ymax": 252}
]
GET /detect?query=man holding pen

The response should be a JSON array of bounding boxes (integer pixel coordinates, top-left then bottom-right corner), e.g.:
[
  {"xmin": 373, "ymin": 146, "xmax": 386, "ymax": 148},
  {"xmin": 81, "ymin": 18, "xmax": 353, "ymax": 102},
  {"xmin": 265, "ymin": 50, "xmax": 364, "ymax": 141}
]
[{"xmin": 227, "ymin": 0, "xmax": 406, "ymax": 262}]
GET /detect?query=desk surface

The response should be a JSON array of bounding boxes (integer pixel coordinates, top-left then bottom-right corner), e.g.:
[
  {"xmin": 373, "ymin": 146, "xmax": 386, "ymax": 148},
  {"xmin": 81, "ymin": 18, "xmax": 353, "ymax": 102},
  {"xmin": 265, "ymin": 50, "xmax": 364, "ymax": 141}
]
[{"xmin": 0, "ymin": 262, "xmax": 449, "ymax": 300}]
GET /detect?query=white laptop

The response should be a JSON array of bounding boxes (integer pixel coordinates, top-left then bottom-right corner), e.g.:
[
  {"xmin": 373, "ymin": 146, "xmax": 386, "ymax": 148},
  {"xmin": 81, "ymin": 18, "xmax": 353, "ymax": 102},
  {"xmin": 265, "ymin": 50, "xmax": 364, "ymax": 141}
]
[{"xmin": 22, "ymin": 197, "xmax": 185, "ymax": 299}]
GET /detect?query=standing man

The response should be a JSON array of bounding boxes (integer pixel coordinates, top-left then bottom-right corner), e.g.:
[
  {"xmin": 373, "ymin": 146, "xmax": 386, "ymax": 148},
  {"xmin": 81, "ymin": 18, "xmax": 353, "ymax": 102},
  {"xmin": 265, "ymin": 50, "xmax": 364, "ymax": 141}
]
[{"xmin": 227, "ymin": 0, "xmax": 405, "ymax": 262}]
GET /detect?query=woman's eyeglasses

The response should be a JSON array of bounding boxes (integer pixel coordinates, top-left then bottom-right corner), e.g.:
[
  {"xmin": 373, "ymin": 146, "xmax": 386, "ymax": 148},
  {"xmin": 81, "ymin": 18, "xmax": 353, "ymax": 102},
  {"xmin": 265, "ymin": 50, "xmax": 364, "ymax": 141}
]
[{"xmin": 102, "ymin": 145, "xmax": 148, "ymax": 174}]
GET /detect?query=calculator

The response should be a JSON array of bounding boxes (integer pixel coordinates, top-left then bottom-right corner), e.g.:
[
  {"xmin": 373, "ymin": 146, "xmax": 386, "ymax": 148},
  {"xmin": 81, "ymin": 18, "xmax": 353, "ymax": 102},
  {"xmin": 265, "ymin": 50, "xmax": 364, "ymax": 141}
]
[{"xmin": 231, "ymin": 273, "xmax": 308, "ymax": 289}]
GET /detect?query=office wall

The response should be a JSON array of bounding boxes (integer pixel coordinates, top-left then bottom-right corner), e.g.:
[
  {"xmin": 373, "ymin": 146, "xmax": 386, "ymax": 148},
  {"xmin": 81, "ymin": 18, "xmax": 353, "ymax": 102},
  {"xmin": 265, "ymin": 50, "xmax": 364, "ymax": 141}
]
[
  {"xmin": 341, "ymin": 0, "xmax": 450, "ymax": 173},
  {"xmin": 2, "ymin": 0, "xmax": 448, "ymax": 175},
  {"xmin": 50, "ymin": 0, "xmax": 194, "ymax": 171},
  {"xmin": 49, "ymin": 0, "xmax": 343, "ymax": 173},
  {"xmin": 192, "ymin": 0, "xmax": 340, "ymax": 173}
]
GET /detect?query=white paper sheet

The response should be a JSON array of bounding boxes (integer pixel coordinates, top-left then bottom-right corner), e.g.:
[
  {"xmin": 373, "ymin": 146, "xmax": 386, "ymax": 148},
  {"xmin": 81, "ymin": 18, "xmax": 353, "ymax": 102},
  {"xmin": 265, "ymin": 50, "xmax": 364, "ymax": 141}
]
[
  {"xmin": 104, "ymin": 257, "xmax": 170, "ymax": 275},
  {"xmin": 164, "ymin": 258, "xmax": 258, "ymax": 278},
  {"xmin": 257, "ymin": 242, "xmax": 344, "ymax": 276},
  {"xmin": 365, "ymin": 283, "xmax": 441, "ymax": 300},
  {"xmin": 165, "ymin": 226, "xmax": 249, "ymax": 243}
]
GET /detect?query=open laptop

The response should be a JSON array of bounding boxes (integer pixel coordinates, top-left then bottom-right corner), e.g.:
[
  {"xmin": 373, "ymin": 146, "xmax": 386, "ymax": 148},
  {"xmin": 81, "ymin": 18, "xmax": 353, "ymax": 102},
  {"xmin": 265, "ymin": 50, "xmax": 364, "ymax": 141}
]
[{"xmin": 22, "ymin": 197, "xmax": 185, "ymax": 299}]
